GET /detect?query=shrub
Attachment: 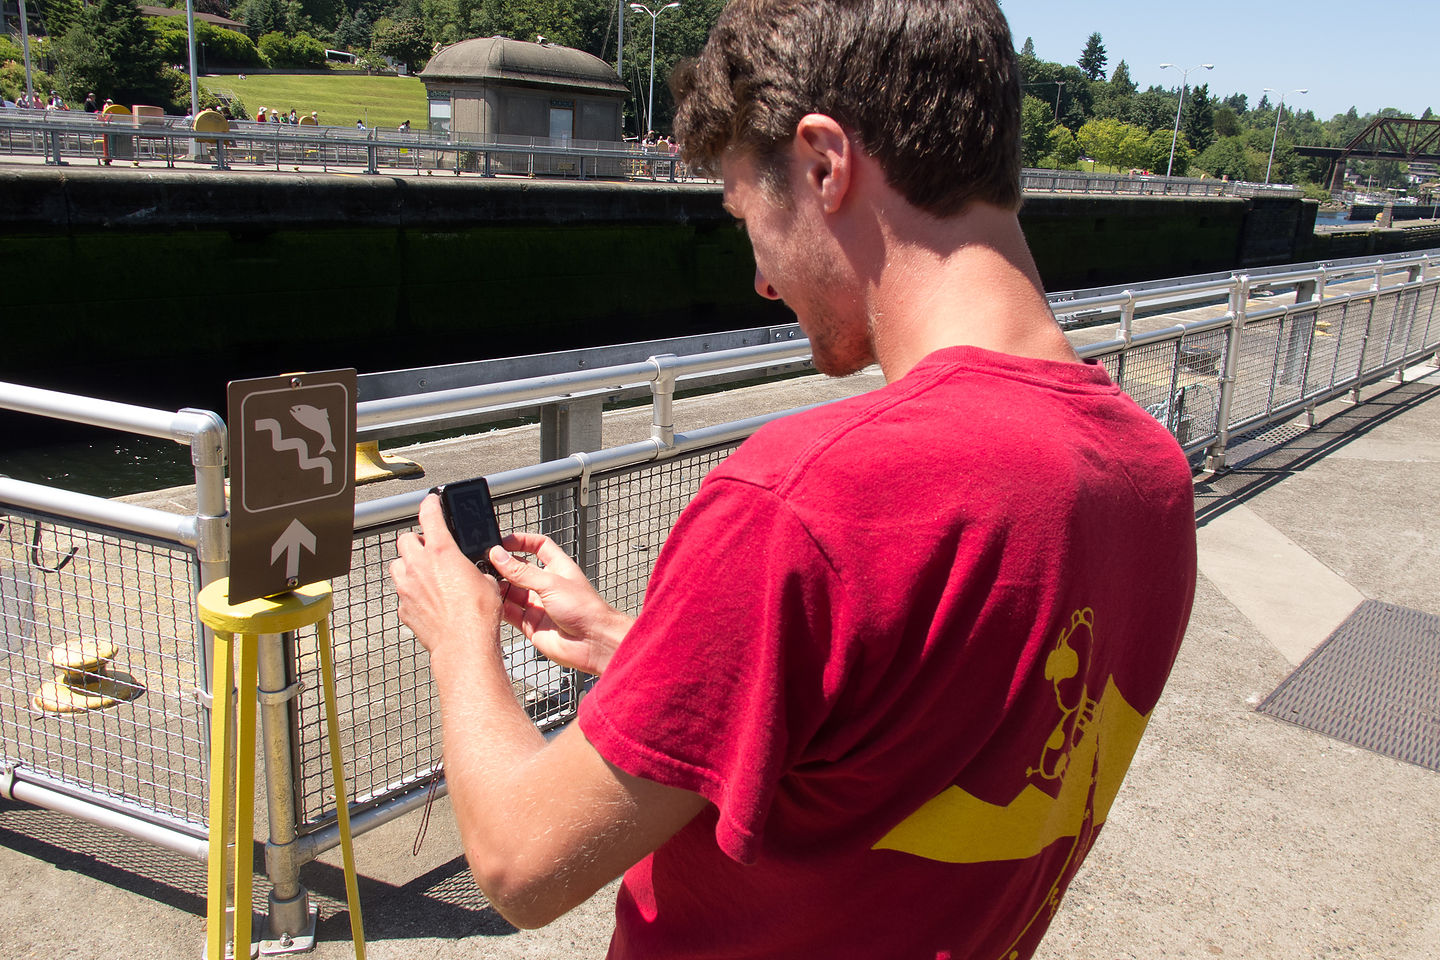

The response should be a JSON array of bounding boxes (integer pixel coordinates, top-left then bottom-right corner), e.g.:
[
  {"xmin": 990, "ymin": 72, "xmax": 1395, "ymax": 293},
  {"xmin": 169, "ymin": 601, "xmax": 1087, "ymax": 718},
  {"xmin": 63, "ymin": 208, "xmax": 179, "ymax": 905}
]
[{"xmin": 258, "ymin": 31, "xmax": 326, "ymax": 70}]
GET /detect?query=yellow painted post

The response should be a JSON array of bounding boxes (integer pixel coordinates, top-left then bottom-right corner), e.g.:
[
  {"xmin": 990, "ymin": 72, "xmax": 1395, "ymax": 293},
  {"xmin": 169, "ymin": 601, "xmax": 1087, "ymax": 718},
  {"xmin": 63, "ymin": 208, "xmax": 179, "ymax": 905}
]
[
  {"xmin": 317, "ymin": 617, "xmax": 366, "ymax": 960},
  {"xmin": 205, "ymin": 627, "xmax": 237, "ymax": 960},
  {"xmin": 198, "ymin": 579, "xmax": 365, "ymax": 959}
]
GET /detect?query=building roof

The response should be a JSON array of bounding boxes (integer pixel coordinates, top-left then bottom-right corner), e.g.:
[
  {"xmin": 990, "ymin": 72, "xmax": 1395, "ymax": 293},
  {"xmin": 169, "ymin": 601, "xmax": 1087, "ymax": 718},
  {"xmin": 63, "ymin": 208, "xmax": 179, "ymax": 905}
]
[
  {"xmin": 419, "ymin": 36, "xmax": 627, "ymax": 95},
  {"xmin": 138, "ymin": 6, "xmax": 248, "ymax": 30}
]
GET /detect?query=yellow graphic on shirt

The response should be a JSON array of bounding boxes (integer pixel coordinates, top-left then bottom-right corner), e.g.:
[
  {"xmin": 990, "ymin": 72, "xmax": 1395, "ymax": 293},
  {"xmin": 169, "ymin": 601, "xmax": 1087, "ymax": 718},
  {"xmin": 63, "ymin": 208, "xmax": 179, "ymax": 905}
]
[{"xmin": 872, "ymin": 608, "xmax": 1151, "ymax": 864}]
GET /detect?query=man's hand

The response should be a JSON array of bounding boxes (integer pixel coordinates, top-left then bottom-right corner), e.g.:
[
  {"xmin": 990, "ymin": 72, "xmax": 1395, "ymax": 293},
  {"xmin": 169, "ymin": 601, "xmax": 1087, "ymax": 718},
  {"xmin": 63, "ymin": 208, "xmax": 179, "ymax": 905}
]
[
  {"xmin": 488, "ymin": 532, "xmax": 634, "ymax": 676},
  {"xmin": 391, "ymin": 494, "xmax": 502, "ymax": 660}
]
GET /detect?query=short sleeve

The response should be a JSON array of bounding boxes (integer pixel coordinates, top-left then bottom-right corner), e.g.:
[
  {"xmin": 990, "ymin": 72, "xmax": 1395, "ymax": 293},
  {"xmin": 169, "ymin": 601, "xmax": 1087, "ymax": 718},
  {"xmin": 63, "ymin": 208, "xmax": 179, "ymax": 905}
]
[{"xmin": 578, "ymin": 476, "xmax": 839, "ymax": 864}]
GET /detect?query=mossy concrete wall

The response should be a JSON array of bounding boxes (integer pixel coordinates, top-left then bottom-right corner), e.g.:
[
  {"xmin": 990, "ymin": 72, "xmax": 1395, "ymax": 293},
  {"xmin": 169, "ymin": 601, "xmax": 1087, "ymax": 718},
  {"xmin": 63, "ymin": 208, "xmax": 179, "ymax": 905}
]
[{"xmin": 0, "ymin": 168, "xmax": 1319, "ymax": 413}]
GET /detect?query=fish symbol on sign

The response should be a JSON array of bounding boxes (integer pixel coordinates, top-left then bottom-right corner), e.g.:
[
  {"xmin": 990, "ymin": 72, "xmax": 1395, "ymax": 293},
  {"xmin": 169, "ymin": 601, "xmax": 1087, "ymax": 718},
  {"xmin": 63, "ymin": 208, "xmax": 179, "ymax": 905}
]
[{"xmin": 290, "ymin": 404, "xmax": 336, "ymax": 454}]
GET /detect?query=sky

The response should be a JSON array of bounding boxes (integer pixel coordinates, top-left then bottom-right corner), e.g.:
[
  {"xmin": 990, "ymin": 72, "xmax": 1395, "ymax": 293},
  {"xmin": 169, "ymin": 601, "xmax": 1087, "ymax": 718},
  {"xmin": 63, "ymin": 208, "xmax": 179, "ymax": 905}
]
[{"xmin": 1002, "ymin": 0, "xmax": 1438, "ymax": 121}]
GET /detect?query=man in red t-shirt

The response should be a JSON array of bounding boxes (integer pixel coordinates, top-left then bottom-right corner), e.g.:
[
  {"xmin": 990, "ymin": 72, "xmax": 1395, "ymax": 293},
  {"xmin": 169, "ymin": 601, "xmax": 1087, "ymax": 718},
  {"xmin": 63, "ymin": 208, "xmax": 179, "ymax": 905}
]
[{"xmin": 390, "ymin": 1, "xmax": 1197, "ymax": 956}]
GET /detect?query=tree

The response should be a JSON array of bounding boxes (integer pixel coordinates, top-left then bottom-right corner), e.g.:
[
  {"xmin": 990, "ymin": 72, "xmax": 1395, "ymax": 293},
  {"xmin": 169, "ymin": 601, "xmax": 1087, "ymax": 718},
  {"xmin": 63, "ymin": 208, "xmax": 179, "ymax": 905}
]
[
  {"xmin": 1020, "ymin": 94, "xmax": 1055, "ymax": 167},
  {"xmin": 1182, "ymin": 82, "xmax": 1215, "ymax": 152},
  {"xmin": 55, "ymin": 0, "xmax": 171, "ymax": 108},
  {"xmin": 1020, "ymin": 36, "xmax": 1035, "ymax": 59},
  {"xmin": 370, "ymin": 16, "xmax": 431, "ymax": 72},
  {"xmin": 1213, "ymin": 105, "xmax": 1239, "ymax": 138},
  {"xmin": 1145, "ymin": 129, "xmax": 1189, "ymax": 176},
  {"xmin": 1049, "ymin": 125, "xmax": 1082, "ymax": 167},
  {"xmin": 1076, "ymin": 117, "xmax": 1146, "ymax": 170},
  {"xmin": 1196, "ymin": 136, "xmax": 1265, "ymax": 182},
  {"xmin": 1077, "ymin": 32, "xmax": 1106, "ymax": 81},
  {"xmin": 1109, "ymin": 60, "xmax": 1136, "ymax": 98},
  {"xmin": 1129, "ymin": 89, "xmax": 1177, "ymax": 132}
]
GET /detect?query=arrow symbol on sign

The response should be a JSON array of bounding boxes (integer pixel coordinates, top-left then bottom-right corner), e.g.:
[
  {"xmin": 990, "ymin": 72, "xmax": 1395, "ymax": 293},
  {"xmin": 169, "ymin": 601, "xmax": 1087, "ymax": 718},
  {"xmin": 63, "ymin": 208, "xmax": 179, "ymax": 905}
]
[{"xmin": 271, "ymin": 518, "xmax": 317, "ymax": 581}]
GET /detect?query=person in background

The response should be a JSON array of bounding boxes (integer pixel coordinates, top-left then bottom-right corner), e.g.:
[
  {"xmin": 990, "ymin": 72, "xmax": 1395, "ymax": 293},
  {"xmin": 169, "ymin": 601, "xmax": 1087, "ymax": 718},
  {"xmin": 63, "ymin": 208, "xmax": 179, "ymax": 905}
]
[
  {"xmin": 389, "ymin": 2, "xmax": 1197, "ymax": 958},
  {"xmin": 83, "ymin": 93, "xmax": 98, "ymax": 113}
]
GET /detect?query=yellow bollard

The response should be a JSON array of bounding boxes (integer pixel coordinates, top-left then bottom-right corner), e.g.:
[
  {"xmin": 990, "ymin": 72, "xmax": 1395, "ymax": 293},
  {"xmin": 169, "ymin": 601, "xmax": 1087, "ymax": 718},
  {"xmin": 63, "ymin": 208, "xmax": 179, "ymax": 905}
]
[
  {"xmin": 198, "ymin": 579, "xmax": 366, "ymax": 960},
  {"xmin": 354, "ymin": 440, "xmax": 424, "ymax": 485}
]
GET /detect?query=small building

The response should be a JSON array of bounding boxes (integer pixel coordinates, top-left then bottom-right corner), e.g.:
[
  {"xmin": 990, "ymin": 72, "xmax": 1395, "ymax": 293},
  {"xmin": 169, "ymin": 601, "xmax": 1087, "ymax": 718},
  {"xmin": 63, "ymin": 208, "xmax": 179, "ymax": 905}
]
[{"xmin": 418, "ymin": 36, "xmax": 627, "ymax": 144}]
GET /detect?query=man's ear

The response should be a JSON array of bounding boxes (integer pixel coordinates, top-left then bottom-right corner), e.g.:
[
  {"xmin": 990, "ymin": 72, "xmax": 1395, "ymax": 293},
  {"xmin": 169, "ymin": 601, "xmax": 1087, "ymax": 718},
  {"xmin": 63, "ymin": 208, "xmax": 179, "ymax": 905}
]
[{"xmin": 792, "ymin": 113, "xmax": 852, "ymax": 214}]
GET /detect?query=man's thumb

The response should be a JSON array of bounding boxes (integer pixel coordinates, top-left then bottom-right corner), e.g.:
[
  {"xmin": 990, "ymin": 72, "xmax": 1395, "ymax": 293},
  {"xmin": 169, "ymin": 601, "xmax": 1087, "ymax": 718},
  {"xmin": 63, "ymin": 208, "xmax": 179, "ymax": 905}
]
[{"xmin": 488, "ymin": 545, "xmax": 528, "ymax": 583}]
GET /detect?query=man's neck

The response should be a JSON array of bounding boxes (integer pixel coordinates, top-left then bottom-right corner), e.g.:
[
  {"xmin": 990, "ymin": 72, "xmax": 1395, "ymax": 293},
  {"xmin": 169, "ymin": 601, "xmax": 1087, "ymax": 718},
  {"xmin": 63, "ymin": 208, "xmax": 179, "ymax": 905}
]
[{"xmin": 860, "ymin": 201, "xmax": 1078, "ymax": 382}]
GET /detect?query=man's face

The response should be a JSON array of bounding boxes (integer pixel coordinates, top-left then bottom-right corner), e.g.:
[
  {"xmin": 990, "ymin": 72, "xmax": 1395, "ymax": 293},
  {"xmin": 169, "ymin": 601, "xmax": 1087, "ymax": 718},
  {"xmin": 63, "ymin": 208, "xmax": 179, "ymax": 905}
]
[{"xmin": 721, "ymin": 149, "xmax": 873, "ymax": 377}]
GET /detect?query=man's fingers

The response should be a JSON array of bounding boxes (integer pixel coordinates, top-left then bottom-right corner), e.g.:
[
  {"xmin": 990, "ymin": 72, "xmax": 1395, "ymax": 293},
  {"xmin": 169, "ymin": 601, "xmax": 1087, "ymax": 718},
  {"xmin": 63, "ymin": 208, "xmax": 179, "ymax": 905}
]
[
  {"xmin": 489, "ymin": 544, "xmax": 546, "ymax": 590},
  {"xmin": 416, "ymin": 494, "xmax": 455, "ymax": 546}
]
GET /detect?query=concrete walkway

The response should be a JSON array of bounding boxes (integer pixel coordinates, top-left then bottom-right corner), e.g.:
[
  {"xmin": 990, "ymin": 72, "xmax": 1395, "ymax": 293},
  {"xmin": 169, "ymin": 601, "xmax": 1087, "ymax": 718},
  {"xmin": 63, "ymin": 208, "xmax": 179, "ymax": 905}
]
[{"xmin": 3, "ymin": 366, "xmax": 1438, "ymax": 959}]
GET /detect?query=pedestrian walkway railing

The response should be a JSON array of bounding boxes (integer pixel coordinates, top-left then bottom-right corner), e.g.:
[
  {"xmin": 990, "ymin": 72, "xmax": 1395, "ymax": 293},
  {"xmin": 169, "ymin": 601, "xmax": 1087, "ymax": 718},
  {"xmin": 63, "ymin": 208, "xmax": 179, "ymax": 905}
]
[
  {"xmin": 1, "ymin": 110, "xmax": 1299, "ymax": 193},
  {"xmin": 1, "ymin": 249, "xmax": 1437, "ymax": 947},
  {"xmin": 1022, "ymin": 167, "xmax": 1303, "ymax": 198},
  {"xmin": 0, "ymin": 108, "xmax": 697, "ymax": 180}
]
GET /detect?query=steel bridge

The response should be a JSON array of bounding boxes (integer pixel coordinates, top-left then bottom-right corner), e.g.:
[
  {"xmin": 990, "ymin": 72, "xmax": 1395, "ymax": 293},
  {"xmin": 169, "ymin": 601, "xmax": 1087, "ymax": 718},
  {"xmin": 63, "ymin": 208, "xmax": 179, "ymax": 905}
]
[{"xmin": 1295, "ymin": 118, "xmax": 1440, "ymax": 191}]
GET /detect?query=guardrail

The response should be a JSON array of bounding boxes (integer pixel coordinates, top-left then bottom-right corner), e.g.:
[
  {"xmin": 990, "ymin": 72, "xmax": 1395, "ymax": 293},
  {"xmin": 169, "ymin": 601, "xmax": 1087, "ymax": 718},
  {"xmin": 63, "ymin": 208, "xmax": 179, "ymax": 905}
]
[
  {"xmin": 1, "ymin": 250, "xmax": 1437, "ymax": 950},
  {"xmin": 3, "ymin": 109, "xmax": 1302, "ymax": 195},
  {"xmin": 0, "ymin": 107, "xmax": 696, "ymax": 180},
  {"xmin": 1021, "ymin": 167, "xmax": 1302, "ymax": 198}
]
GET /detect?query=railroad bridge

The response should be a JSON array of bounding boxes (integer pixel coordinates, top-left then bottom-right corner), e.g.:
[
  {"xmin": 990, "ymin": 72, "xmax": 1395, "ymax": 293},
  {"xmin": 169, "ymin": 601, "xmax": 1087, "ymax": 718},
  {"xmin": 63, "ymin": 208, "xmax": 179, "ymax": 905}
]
[{"xmin": 1296, "ymin": 117, "xmax": 1440, "ymax": 191}]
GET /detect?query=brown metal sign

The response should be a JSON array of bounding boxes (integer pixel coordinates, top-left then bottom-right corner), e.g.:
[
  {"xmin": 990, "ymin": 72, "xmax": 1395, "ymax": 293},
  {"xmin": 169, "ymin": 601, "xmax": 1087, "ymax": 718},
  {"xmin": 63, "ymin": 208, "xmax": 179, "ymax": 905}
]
[{"xmin": 226, "ymin": 369, "xmax": 357, "ymax": 604}]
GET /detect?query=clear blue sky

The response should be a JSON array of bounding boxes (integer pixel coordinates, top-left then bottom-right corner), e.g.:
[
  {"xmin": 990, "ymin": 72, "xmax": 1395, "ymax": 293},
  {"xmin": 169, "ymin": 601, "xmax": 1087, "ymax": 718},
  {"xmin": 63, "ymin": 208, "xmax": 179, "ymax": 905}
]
[{"xmin": 1002, "ymin": 0, "xmax": 1437, "ymax": 121}]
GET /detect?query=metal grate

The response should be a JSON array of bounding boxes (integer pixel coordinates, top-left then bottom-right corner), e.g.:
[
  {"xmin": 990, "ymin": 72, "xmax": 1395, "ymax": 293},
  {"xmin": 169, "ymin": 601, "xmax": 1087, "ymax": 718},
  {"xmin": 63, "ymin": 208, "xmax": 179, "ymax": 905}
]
[
  {"xmin": 0, "ymin": 512, "xmax": 207, "ymax": 826},
  {"xmin": 589, "ymin": 446, "xmax": 737, "ymax": 617},
  {"xmin": 1257, "ymin": 600, "xmax": 1440, "ymax": 772}
]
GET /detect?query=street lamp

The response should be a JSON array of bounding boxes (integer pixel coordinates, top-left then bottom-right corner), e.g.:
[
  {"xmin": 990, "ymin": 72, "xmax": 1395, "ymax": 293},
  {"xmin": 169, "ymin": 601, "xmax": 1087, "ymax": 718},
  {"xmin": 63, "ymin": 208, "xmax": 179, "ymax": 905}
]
[
  {"xmin": 629, "ymin": 2, "xmax": 680, "ymax": 136},
  {"xmin": 1263, "ymin": 87, "xmax": 1308, "ymax": 184},
  {"xmin": 1159, "ymin": 62, "xmax": 1213, "ymax": 178}
]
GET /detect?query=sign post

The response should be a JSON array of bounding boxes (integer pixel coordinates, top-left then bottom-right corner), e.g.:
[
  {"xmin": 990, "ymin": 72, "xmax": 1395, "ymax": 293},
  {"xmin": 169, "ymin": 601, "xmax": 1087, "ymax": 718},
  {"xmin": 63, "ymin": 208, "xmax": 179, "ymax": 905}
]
[{"xmin": 227, "ymin": 369, "xmax": 358, "ymax": 604}]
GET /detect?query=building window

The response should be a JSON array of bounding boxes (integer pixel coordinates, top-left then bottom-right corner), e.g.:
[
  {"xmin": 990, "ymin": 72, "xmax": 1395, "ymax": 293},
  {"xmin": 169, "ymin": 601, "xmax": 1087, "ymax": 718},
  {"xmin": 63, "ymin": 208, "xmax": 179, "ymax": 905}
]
[
  {"xmin": 549, "ymin": 105, "xmax": 574, "ymax": 142},
  {"xmin": 429, "ymin": 100, "xmax": 452, "ymax": 135}
]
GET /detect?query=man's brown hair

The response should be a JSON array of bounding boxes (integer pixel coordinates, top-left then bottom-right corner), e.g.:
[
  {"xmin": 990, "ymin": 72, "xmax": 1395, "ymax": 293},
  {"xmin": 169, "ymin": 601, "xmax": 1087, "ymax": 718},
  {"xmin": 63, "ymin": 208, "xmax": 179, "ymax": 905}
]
[{"xmin": 672, "ymin": 0, "xmax": 1021, "ymax": 215}]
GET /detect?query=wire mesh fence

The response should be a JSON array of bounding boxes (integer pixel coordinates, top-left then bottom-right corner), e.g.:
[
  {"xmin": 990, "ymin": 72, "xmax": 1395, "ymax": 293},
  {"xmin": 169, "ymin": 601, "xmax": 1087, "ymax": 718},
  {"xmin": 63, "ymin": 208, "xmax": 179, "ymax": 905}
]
[{"xmin": 0, "ymin": 511, "xmax": 206, "ymax": 828}]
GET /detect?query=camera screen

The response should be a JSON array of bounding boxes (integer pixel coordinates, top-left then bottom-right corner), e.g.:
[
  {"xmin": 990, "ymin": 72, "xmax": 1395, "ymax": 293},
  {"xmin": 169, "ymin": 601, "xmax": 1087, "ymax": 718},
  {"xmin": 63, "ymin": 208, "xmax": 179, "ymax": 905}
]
[{"xmin": 447, "ymin": 487, "xmax": 502, "ymax": 561}]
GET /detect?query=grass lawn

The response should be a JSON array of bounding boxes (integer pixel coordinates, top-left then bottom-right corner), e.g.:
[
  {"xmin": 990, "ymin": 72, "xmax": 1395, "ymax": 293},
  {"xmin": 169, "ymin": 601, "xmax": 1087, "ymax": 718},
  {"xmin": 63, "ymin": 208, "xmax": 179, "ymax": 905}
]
[{"xmin": 203, "ymin": 73, "xmax": 429, "ymax": 130}]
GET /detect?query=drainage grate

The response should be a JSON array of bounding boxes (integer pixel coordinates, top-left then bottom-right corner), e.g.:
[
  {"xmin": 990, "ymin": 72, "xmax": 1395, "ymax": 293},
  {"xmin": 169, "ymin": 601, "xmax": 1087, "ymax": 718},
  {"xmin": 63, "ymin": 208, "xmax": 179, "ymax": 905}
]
[{"xmin": 1257, "ymin": 600, "xmax": 1440, "ymax": 772}]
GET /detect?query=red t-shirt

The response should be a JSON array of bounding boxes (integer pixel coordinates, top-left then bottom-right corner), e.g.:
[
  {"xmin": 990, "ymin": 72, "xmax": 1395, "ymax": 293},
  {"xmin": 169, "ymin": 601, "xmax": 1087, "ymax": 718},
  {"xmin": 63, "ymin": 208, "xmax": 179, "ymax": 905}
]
[{"xmin": 579, "ymin": 346, "xmax": 1197, "ymax": 959}]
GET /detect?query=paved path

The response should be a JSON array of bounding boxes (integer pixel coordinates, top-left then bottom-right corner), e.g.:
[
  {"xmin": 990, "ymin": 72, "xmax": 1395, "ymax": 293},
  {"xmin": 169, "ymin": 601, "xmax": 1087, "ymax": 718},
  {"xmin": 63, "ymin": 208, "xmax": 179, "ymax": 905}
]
[{"xmin": 3, "ymin": 365, "xmax": 1438, "ymax": 959}]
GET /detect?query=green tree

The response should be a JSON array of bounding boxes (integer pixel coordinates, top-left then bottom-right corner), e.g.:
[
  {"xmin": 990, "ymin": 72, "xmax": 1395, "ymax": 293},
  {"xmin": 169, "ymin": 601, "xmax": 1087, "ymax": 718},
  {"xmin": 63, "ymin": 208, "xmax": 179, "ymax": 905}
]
[
  {"xmin": 1108, "ymin": 59, "xmax": 1135, "ymax": 98},
  {"xmin": 55, "ymin": 0, "xmax": 170, "ymax": 108},
  {"xmin": 1076, "ymin": 117, "xmax": 1146, "ymax": 170},
  {"xmin": 1077, "ymin": 31, "xmax": 1106, "ymax": 81},
  {"xmin": 1213, "ymin": 106, "xmax": 1239, "ymax": 138},
  {"xmin": 1129, "ymin": 88, "xmax": 1177, "ymax": 132},
  {"xmin": 1145, "ymin": 129, "xmax": 1189, "ymax": 176},
  {"xmin": 32, "ymin": 0, "xmax": 86, "ymax": 38},
  {"xmin": 1196, "ymin": 136, "xmax": 1265, "ymax": 181},
  {"xmin": 370, "ymin": 16, "xmax": 431, "ymax": 71},
  {"xmin": 1048, "ymin": 125, "xmax": 1081, "ymax": 167},
  {"xmin": 1181, "ymin": 82, "xmax": 1214, "ymax": 152},
  {"xmin": 1020, "ymin": 36, "xmax": 1035, "ymax": 59},
  {"xmin": 1020, "ymin": 94, "xmax": 1055, "ymax": 167}
]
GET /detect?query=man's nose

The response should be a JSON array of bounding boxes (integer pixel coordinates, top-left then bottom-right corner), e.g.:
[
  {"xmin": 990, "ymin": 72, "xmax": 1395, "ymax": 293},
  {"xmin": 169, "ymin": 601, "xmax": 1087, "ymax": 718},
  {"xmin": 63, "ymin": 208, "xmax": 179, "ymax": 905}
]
[{"xmin": 754, "ymin": 268, "xmax": 780, "ymax": 300}]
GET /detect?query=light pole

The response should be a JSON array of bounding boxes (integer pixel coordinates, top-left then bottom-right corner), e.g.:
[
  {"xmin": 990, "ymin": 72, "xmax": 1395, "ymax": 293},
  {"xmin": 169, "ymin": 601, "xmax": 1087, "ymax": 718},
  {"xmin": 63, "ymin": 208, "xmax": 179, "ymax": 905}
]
[
  {"xmin": 1263, "ymin": 87, "xmax": 1308, "ymax": 184},
  {"xmin": 1159, "ymin": 62, "xmax": 1213, "ymax": 178},
  {"xmin": 629, "ymin": 2, "xmax": 680, "ymax": 136}
]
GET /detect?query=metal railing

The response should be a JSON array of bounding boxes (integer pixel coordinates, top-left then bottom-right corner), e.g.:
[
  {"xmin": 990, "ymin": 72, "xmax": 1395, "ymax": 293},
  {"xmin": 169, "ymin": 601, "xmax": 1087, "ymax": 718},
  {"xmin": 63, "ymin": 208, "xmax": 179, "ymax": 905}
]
[
  {"xmin": 1, "ymin": 250, "xmax": 1437, "ymax": 946},
  {"xmin": 2, "ymin": 111, "xmax": 1299, "ymax": 193},
  {"xmin": 0, "ymin": 108, "xmax": 697, "ymax": 180},
  {"xmin": 1022, "ymin": 167, "xmax": 1303, "ymax": 198}
]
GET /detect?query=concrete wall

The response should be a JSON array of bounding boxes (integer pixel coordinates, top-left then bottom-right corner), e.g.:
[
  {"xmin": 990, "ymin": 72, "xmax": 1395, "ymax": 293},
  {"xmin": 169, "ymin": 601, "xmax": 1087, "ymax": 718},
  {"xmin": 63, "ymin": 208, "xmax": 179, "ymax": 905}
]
[{"xmin": 0, "ymin": 168, "xmax": 1322, "ymax": 415}]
